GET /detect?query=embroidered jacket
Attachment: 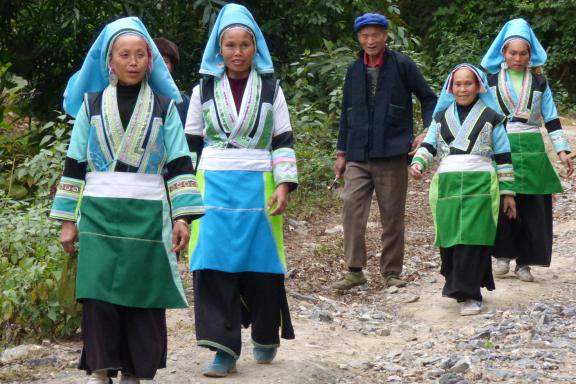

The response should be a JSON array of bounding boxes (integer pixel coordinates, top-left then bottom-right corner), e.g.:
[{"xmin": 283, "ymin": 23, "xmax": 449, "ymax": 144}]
[
  {"xmin": 185, "ymin": 69, "xmax": 298, "ymax": 188},
  {"xmin": 488, "ymin": 70, "xmax": 570, "ymax": 154},
  {"xmin": 412, "ymin": 99, "xmax": 515, "ymax": 195},
  {"xmin": 50, "ymin": 82, "xmax": 204, "ymax": 222}
]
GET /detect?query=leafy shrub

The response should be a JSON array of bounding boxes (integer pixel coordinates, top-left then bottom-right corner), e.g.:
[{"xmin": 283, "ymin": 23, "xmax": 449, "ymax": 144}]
[
  {"xmin": 0, "ymin": 197, "xmax": 80, "ymax": 347},
  {"xmin": 0, "ymin": 121, "xmax": 78, "ymax": 346}
]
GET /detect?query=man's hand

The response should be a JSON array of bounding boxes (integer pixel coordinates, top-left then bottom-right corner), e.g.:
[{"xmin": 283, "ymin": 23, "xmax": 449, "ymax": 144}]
[
  {"xmin": 409, "ymin": 132, "xmax": 426, "ymax": 156},
  {"xmin": 334, "ymin": 153, "xmax": 346, "ymax": 178}
]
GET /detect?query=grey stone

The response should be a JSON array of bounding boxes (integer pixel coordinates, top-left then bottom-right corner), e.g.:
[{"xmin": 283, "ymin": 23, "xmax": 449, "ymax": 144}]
[
  {"xmin": 25, "ymin": 356, "xmax": 59, "ymax": 368},
  {"xmin": 348, "ymin": 359, "xmax": 373, "ymax": 370},
  {"xmin": 514, "ymin": 357, "xmax": 540, "ymax": 370},
  {"xmin": 291, "ymin": 292, "xmax": 317, "ymax": 302},
  {"xmin": 387, "ymin": 286, "xmax": 399, "ymax": 294},
  {"xmin": 375, "ymin": 361, "xmax": 404, "ymax": 373},
  {"xmin": 325, "ymin": 225, "xmax": 344, "ymax": 235},
  {"xmin": 287, "ymin": 218, "xmax": 307, "ymax": 227},
  {"xmin": 450, "ymin": 356, "xmax": 471, "ymax": 374},
  {"xmin": 441, "ymin": 355, "xmax": 459, "ymax": 369},
  {"xmin": 426, "ymin": 368, "xmax": 444, "ymax": 379},
  {"xmin": 378, "ymin": 328, "xmax": 391, "ymax": 336},
  {"xmin": 485, "ymin": 368, "xmax": 514, "ymax": 381},
  {"xmin": 309, "ymin": 309, "xmax": 334, "ymax": 323},
  {"xmin": 439, "ymin": 372, "xmax": 469, "ymax": 384},
  {"xmin": 402, "ymin": 294, "xmax": 420, "ymax": 303},
  {"xmin": 1, "ymin": 344, "xmax": 42, "ymax": 364}
]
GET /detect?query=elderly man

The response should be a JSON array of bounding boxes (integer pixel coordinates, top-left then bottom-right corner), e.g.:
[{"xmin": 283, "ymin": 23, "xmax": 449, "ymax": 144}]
[{"xmin": 333, "ymin": 13, "xmax": 437, "ymax": 290}]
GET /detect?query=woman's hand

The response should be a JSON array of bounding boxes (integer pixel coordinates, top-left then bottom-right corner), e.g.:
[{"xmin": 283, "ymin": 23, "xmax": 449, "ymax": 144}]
[
  {"xmin": 559, "ymin": 151, "xmax": 574, "ymax": 178},
  {"xmin": 172, "ymin": 220, "xmax": 190, "ymax": 252},
  {"xmin": 60, "ymin": 221, "xmax": 77, "ymax": 256},
  {"xmin": 268, "ymin": 183, "xmax": 289, "ymax": 216},
  {"xmin": 502, "ymin": 195, "xmax": 517, "ymax": 220},
  {"xmin": 409, "ymin": 163, "xmax": 423, "ymax": 180}
]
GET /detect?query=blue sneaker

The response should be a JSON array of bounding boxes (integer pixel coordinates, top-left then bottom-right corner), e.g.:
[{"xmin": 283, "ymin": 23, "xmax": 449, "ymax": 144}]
[
  {"xmin": 253, "ymin": 346, "xmax": 277, "ymax": 364},
  {"xmin": 203, "ymin": 350, "xmax": 237, "ymax": 377}
]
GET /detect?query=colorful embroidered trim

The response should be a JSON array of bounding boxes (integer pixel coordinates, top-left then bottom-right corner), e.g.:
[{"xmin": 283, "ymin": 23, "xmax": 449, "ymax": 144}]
[
  {"xmin": 498, "ymin": 69, "xmax": 533, "ymax": 121},
  {"xmin": 445, "ymin": 101, "xmax": 486, "ymax": 152},
  {"xmin": 214, "ymin": 69, "xmax": 262, "ymax": 148},
  {"xmin": 50, "ymin": 177, "xmax": 85, "ymax": 221},
  {"xmin": 167, "ymin": 174, "xmax": 205, "ymax": 218},
  {"xmin": 271, "ymin": 147, "xmax": 298, "ymax": 185},
  {"xmin": 412, "ymin": 147, "xmax": 434, "ymax": 172},
  {"xmin": 549, "ymin": 129, "xmax": 571, "ymax": 154},
  {"xmin": 102, "ymin": 82, "xmax": 155, "ymax": 168}
]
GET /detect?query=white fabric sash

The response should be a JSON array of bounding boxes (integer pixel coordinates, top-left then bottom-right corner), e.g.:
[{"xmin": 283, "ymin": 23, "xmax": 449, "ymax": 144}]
[
  {"xmin": 199, "ymin": 147, "xmax": 272, "ymax": 171},
  {"xmin": 506, "ymin": 121, "xmax": 540, "ymax": 134},
  {"xmin": 83, "ymin": 172, "xmax": 166, "ymax": 201},
  {"xmin": 437, "ymin": 154, "xmax": 493, "ymax": 174}
]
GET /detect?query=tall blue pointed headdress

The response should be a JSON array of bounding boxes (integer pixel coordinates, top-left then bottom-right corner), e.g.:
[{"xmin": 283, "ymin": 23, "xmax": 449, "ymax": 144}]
[
  {"xmin": 481, "ymin": 18, "xmax": 547, "ymax": 74},
  {"xmin": 199, "ymin": 3, "xmax": 274, "ymax": 77},
  {"xmin": 63, "ymin": 16, "xmax": 181, "ymax": 117}
]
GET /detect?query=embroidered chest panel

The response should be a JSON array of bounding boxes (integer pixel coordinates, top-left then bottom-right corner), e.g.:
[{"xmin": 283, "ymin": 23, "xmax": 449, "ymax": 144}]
[
  {"xmin": 437, "ymin": 102, "xmax": 495, "ymax": 158},
  {"xmin": 495, "ymin": 71, "xmax": 542, "ymax": 125},
  {"xmin": 201, "ymin": 72, "xmax": 275, "ymax": 150},
  {"xmin": 86, "ymin": 84, "xmax": 166, "ymax": 174}
]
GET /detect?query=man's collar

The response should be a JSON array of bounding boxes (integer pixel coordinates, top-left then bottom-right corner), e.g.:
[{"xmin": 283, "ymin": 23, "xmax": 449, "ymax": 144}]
[{"xmin": 363, "ymin": 48, "xmax": 385, "ymax": 68}]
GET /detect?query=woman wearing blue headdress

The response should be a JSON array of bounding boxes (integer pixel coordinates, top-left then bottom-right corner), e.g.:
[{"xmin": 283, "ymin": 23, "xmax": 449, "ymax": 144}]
[
  {"xmin": 184, "ymin": 3, "xmax": 297, "ymax": 378},
  {"xmin": 410, "ymin": 64, "xmax": 516, "ymax": 316},
  {"xmin": 50, "ymin": 17, "xmax": 204, "ymax": 384},
  {"xmin": 481, "ymin": 18, "xmax": 573, "ymax": 282}
]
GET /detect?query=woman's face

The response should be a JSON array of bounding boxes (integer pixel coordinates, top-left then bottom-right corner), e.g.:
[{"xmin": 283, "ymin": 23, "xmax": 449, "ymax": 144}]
[
  {"xmin": 109, "ymin": 34, "xmax": 149, "ymax": 86},
  {"xmin": 503, "ymin": 39, "xmax": 530, "ymax": 71},
  {"xmin": 220, "ymin": 28, "xmax": 255, "ymax": 79},
  {"xmin": 452, "ymin": 67, "xmax": 480, "ymax": 107}
]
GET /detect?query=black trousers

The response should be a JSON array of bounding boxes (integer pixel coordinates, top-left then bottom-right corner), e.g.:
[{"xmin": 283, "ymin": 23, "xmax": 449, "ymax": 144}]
[
  {"xmin": 79, "ymin": 299, "xmax": 167, "ymax": 379},
  {"xmin": 493, "ymin": 194, "xmax": 553, "ymax": 266},
  {"xmin": 440, "ymin": 245, "xmax": 495, "ymax": 302},
  {"xmin": 193, "ymin": 270, "xmax": 294, "ymax": 358}
]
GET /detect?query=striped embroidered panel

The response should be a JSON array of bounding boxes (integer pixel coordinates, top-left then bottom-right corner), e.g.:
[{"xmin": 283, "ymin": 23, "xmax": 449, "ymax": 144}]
[
  {"xmin": 167, "ymin": 174, "xmax": 205, "ymax": 218},
  {"xmin": 50, "ymin": 177, "xmax": 85, "ymax": 221},
  {"xmin": 271, "ymin": 147, "xmax": 298, "ymax": 185}
]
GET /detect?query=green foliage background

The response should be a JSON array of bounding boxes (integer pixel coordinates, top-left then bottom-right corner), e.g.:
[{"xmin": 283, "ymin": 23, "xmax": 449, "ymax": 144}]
[{"xmin": 1, "ymin": 0, "xmax": 575, "ymax": 344}]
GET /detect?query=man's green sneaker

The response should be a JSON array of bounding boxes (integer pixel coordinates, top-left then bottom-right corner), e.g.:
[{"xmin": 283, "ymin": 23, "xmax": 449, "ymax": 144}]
[
  {"xmin": 332, "ymin": 271, "xmax": 367, "ymax": 291},
  {"xmin": 384, "ymin": 274, "xmax": 407, "ymax": 288}
]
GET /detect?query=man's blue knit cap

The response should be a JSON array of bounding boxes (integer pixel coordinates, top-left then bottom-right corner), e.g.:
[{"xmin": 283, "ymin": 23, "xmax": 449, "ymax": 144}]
[{"xmin": 354, "ymin": 13, "xmax": 389, "ymax": 33}]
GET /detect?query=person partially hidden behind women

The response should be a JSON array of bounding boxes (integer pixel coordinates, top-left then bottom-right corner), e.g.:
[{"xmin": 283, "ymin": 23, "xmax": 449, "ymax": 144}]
[
  {"xmin": 185, "ymin": 3, "xmax": 298, "ymax": 378},
  {"xmin": 50, "ymin": 17, "xmax": 204, "ymax": 384},
  {"xmin": 481, "ymin": 18, "xmax": 573, "ymax": 282},
  {"xmin": 410, "ymin": 64, "xmax": 516, "ymax": 316}
]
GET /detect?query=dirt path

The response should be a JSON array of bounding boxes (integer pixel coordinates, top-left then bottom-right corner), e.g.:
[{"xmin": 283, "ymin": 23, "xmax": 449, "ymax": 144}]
[{"xmin": 4, "ymin": 126, "xmax": 576, "ymax": 383}]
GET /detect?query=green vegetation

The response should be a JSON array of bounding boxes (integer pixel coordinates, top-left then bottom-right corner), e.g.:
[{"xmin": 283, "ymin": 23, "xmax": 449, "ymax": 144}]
[{"xmin": 1, "ymin": 0, "xmax": 576, "ymax": 344}]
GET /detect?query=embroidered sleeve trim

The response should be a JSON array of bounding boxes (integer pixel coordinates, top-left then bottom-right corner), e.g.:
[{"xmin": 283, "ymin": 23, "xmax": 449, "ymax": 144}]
[
  {"xmin": 167, "ymin": 174, "xmax": 205, "ymax": 219},
  {"xmin": 549, "ymin": 129, "xmax": 571, "ymax": 154},
  {"xmin": 271, "ymin": 147, "xmax": 298, "ymax": 185},
  {"xmin": 50, "ymin": 177, "xmax": 85, "ymax": 221}
]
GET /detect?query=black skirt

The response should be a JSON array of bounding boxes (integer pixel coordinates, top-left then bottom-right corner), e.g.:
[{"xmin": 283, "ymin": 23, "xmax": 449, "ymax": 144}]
[
  {"xmin": 78, "ymin": 299, "xmax": 167, "ymax": 379},
  {"xmin": 493, "ymin": 194, "xmax": 553, "ymax": 266},
  {"xmin": 193, "ymin": 269, "xmax": 295, "ymax": 358},
  {"xmin": 440, "ymin": 245, "xmax": 495, "ymax": 302}
]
